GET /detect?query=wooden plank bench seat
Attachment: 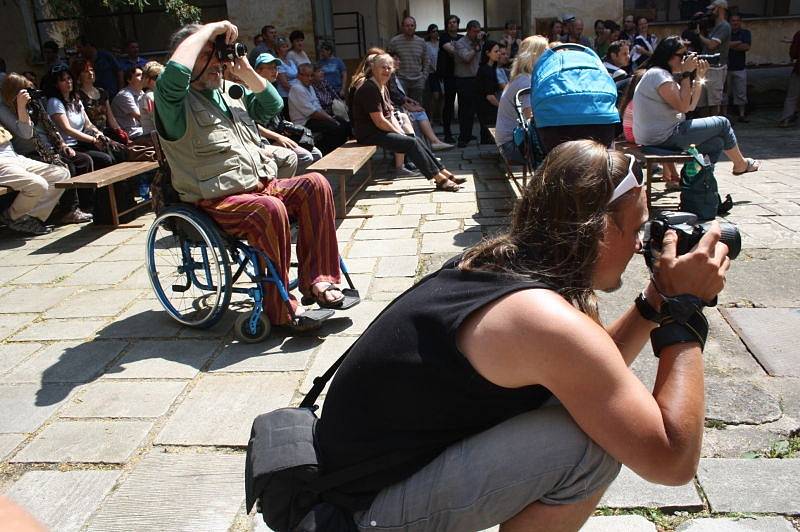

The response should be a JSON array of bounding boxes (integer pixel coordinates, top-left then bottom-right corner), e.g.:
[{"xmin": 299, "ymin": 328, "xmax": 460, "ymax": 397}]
[
  {"xmin": 614, "ymin": 141, "xmax": 694, "ymax": 208},
  {"xmin": 55, "ymin": 160, "xmax": 159, "ymax": 227},
  {"xmin": 488, "ymin": 127, "xmax": 528, "ymax": 199},
  {"xmin": 306, "ymin": 141, "xmax": 377, "ymax": 218}
]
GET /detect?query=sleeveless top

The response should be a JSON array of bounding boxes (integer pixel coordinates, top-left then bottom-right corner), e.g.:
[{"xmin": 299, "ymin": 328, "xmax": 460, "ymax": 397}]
[{"xmin": 316, "ymin": 258, "xmax": 555, "ymax": 511}]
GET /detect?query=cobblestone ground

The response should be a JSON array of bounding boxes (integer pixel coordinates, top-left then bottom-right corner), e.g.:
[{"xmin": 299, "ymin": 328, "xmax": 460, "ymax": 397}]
[{"xmin": 0, "ymin": 114, "xmax": 799, "ymax": 531}]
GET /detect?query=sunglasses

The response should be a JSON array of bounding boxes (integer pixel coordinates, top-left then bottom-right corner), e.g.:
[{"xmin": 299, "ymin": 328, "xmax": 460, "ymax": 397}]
[
  {"xmin": 50, "ymin": 64, "xmax": 69, "ymax": 74},
  {"xmin": 608, "ymin": 153, "xmax": 645, "ymax": 204}
]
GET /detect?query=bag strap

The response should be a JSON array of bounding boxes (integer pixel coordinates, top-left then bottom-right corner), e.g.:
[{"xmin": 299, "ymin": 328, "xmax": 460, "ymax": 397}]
[{"xmin": 299, "ymin": 350, "xmax": 349, "ymax": 409}]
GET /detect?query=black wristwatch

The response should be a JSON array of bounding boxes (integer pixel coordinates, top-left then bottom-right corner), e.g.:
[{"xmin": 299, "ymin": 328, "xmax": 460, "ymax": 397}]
[
  {"xmin": 680, "ymin": 71, "xmax": 693, "ymax": 80},
  {"xmin": 634, "ymin": 292, "xmax": 661, "ymax": 323}
]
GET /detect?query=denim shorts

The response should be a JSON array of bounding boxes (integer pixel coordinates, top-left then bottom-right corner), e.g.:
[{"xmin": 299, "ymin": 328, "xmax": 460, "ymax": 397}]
[{"xmin": 353, "ymin": 403, "xmax": 621, "ymax": 532}]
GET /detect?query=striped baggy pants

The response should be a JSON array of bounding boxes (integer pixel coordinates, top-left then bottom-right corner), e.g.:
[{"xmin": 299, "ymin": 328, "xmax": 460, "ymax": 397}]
[{"xmin": 197, "ymin": 172, "xmax": 340, "ymax": 325}]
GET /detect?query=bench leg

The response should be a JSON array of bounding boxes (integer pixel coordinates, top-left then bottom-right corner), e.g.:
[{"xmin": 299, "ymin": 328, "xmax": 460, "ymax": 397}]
[
  {"xmin": 335, "ymin": 172, "xmax": 371, "ymax": 220},
  {"xmin": 90, "ymin": 185, "xmax": 145, "ymax": 229}
]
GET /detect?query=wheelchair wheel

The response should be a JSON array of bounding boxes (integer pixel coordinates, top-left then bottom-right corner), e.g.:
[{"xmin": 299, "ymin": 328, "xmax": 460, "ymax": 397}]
[
  {"xmin": 146, "ymin": 205, "xmax": 232, "ymax": 328},
  {"xmin": 234, "ymin": 313, "xmax": 271, "ymax": 343}
]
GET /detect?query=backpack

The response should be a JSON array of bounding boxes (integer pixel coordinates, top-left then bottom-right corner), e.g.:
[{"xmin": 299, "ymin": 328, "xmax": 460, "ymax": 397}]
[
  {"xmin": 680, "ymin": 163, "xmax": 722, "ymax": 221},
  {"xmin": 532, "ymin": 43, "xmax": 620, "ymax": 128}
]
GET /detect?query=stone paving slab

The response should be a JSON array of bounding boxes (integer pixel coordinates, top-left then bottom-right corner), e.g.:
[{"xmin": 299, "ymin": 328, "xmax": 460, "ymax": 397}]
[
  {"xmin": 600, "ymin": 466, "xmax": 703, "ymax": 510},
  {"xmin": 61, "ymin": 260, "xmax": 143, "ymax": 286},
  {"xmin": 12, "ymin": 420, "xmax": 153, "ymax": 463},
  {"xmin": 702, "ymin": 415, "xmax": 799, "ymax": 458},
  {"xmin": 209, "ymin": 336, "xmax": 320, "ymax": 373},
  {"xmin": 1, "ymin": 340, "xmax": 126, "ymax": 384},
  {"xmin": 155, "ymin": 373, "xmax": 298, "ymax": 446},
  {"xmin": 347, "ymin": 238, "xmax": 419, "ymax": 258},
  {"xmin": 0, "ymin": 433, "xmax": 25, "ymax": 460},
  {"xmin": 0, "ymin": 383, "xmax": 75, "ymax": 433},
  {"xmin": 721, "ymin": 308, "xmax": 800, "ymax": 376},
  {"xmin": 9, "ymin": 263, "xmax": 83, "ymax": 285},
  {"xmin": 375, "ymin": 256, "xmax": 419, "ymax": 278},
  {"xmin": 0, "ymin": 314, "xmax": 37, "ymax": 341},
  {"xmin": 43, "ymin": 289, "xmax": 142, "ymax": 319},
  {"xmin": 704, "ymin": 376, "xmax": 782, "ymax": 424},
  {"xmin": 420, "ymin": 230, "xmax": 483, "ymax": 254},
  {"xmin": 0, "ymin": 265, "xmax": 34, "ymax": 284},
  {"xmin": 676, "ymin": 517, "xmax": 796, "ymax": 531},
  {"xmin": 98, "ymin": 299, "xmax": 183, "ymax": 338},
  {"xmin": 61, "ymin": 380, "xmax": 187, "ymax": 418},
  {"xmin": 697, "ymin": 458, "xmax": 800, "ymax": 513},
  {"xmin": 354, "ymin": 228, "xmax": 414, "ymax": 240},
  {"xmin": 10, "ymin": 317, "xmax": 109, "ymax": 342},
  {"xmin": 0, "ymin": 286, "xmax": 76, "ymax": 313},
  {"xmin": 718, "ymin": 249, "xmax": 800, "ymax": 308},
  {"xmin": 4, "ymin": 470, "xmax": 121, "ymax": 532},
  {"xmin": 362, "ymin": 214, "xmax": 421, "ymax": 230},
  {"xmin": 0, "ymin": 342, "xmax": 42, "ymax": 374},
  {"xmin": 86, "ymin": 452, "xmax": 243, "ymax": 532},
  {"xmin": 105, "ymin": 339, "xmax": 219, "ymax": 380},
  {"xmin": 318, "ymin": 300, "xmax": 388, "ymax": 336},
  {"xmin": 301, "ymin": 336, "xmax": 358, "ymax": 396},
  {"xmin": 581, "ymin": 516, "xmax": 657, "ymax": 531}
]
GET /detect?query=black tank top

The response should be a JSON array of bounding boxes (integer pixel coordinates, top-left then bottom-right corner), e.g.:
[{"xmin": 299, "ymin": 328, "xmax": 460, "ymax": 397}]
[{"xmin": 316, "ymin": 258, "xmax": 555, "ymax": 511}]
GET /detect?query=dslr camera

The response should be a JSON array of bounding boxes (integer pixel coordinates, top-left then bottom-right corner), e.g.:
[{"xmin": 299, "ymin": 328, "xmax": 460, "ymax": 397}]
[
  {"xmin": 642, "ymin": 211, "xmax": 741, "ymax": 272},
  {"xmin": 25, "ymin": 88, "xmax": 46, "ymax": 100},
  {"xmin": 688, "ymin": 12, "xmax": 715, "ymax": 34},
  {"xmin": 694, "ymin": 52, "xmax": 721, "ymax": 67},
  {"xmin": 214, "ymin": 34, "xmax": 247, "ymax": 62}
]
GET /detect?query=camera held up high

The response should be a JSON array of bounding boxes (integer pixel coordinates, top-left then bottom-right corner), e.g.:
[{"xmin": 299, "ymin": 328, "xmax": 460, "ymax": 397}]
[
  {"xmin": 642, "ymin": 211, "xmax": 741, "ymax": 272},
  {"xmin": 214, "ymin": 34, "xmax": 247, "ymax": 62}
]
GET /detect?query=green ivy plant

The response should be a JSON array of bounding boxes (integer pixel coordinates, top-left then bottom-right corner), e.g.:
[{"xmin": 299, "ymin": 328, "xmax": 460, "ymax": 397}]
[{"xmin": 48, "ymin": 0, "xmax": 201, "ymax": 25}]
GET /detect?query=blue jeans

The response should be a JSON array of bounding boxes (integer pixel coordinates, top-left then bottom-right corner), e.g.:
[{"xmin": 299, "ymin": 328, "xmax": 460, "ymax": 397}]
[
  {"xmin": 499, "ymin": 140, "xmax": 527, "ymax": 165},
  {"xmin": 659, "ymin": 116, "xmax": 737, "ymax": 164}
]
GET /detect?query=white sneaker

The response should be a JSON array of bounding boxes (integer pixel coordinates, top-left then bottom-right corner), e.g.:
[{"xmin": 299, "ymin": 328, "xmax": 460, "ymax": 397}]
[{"xmin": 430, "ymin": 142, "xmax": 454, "ymax": 151}]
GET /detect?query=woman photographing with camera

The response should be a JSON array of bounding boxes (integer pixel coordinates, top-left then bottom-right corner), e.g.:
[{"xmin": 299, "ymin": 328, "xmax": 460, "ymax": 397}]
[{"xmin": 633, "ymin": 36, "xmax": 759, "ymax": 175}]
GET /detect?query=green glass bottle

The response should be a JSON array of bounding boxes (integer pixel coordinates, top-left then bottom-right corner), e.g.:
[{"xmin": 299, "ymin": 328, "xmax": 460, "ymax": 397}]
[{"xmin": 685, "ymin": 144, "xmax": 701, "ymax": 177}]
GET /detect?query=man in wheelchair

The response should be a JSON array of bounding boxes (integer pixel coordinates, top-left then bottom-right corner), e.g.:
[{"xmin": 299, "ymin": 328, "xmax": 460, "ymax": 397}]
[{"xmin": 154, "ymin": 20, "xmax": 358, "ymax": 332}]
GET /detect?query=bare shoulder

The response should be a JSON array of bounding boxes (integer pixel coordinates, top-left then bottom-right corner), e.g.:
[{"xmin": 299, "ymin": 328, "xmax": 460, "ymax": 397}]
[{"xmin": 457, "ymin": 288, "xmax": 612, "ymax": 388}]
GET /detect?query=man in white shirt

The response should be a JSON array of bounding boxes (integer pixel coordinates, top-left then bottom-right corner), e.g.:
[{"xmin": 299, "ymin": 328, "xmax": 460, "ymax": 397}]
[
  {"xmin": 288, "ymin": 63, "xmax": 349, "ymax": 154},
  {"xmin": 111, "ymin": 66, "xmax": 145, "ymax": 139}
]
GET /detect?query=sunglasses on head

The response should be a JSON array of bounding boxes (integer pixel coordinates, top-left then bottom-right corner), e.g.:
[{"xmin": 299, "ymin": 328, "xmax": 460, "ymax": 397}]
[
  {"xmin": 608, "ymin": 153, "xmax": 645, "ymax": 204},
  {"xmin": 50, "ymin": 64, "xmax": 69, "ymax": 74}
]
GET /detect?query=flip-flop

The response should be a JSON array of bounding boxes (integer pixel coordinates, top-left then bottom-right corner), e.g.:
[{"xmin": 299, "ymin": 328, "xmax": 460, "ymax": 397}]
[
  {"xmin": 301, "ymin": 284, "xmax": 361, "ymax": 310},
  {"xmin": 444, "ymin": 173, "xmax": 467, "ymax": 184},
  {"xmin": 732, "ymin": 158, "xmax": 760, "ymax": 176}
]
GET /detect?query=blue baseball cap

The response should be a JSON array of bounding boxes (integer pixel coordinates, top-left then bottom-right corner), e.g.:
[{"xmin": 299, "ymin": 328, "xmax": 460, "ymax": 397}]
[{"xmin": 254, "ymin": 53, "xmax": 282, "ymax": 68}]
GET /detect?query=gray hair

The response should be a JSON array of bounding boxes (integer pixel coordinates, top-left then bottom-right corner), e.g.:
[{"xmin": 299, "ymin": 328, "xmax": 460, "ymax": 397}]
[{"xmin": 169, "ymin": 24, "xmax": 202, "ymax": 55}]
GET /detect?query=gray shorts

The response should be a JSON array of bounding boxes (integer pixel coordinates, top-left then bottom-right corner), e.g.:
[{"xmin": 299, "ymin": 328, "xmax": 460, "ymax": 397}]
[
  {"xmin": 726, "ymin": 70, "xmax": 747, "ymax": 106},
  {"xmin": 354, "ymin": 403, "xmax": 621, "ymax": 532}
]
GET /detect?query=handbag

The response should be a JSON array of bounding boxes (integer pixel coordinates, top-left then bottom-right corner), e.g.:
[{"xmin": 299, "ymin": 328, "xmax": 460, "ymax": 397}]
[
  {"xmin": 246, "ymin": 347, "xmax": 421, "ymax": 531},
  {"xmin": 279, "ymin": 120, "xmax": 315, "ymax": 151},
  {"xmin": 679, "ymin": 161, "xmax": 722, "ymax": 221}
]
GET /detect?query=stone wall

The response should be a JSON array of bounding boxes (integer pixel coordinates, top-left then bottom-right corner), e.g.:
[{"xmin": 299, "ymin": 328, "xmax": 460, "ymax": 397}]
[
  {"xmin": 529, "ymin": 0, "xmax": 623, "ymax": 34},
  {"xmin": 226, "ymin": 0, "xmax": 317, "ymax": 60}
]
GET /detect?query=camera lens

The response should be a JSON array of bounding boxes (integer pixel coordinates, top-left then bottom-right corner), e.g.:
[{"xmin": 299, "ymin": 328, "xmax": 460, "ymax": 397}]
[{"xmin": 700, "ymin": 221, "xmax": 741, "ymax": 259}]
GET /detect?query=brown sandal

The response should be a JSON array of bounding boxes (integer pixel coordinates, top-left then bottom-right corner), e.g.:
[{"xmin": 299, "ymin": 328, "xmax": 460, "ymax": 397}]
[
  {"xmin": 435, "ymin": 179, "xmax": 461, "ymax": 192},
  {"xmin": 443, "ymin": 171, "xmax": 467, "ymax": 184}
]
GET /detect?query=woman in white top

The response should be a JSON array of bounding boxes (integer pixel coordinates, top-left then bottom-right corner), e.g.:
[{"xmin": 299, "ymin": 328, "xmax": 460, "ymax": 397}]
[
  {"xmin": 286, "ymin": 30, "xmax": 311, "ymax": 66},
  {"xmin": 494, "ymin": 35, "xmax": 548, "ymax": 165},
  {"xmin": 275, "ymin": 36, "xmax": 299, "ymax": 110},
  {"xmin": 630, "ymin": 17, "xmax": 658, "ymax": 69},
  {"xmin": 42, "ymin": 66, "xmax": 116, "ymax": 171},
  {"xmin": 632, "ymin": 35, "xmax": 759, "ymax": 175},
  {"xmin": 139, "ymin": 61, "xmax": 164, "ymax": 137}
]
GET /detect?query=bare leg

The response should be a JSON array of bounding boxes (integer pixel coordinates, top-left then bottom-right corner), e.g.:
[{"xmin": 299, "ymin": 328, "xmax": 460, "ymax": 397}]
[
  {"xmin": 394, "ymin": 152, "xmax": 405, "ymax": 169},
  {"xmin": 416, "ymin": 119, "xmax": 443, "ymax": 145},
  {"xmin": 725, "ymin": 145, "xmax": 755, "ymax": 172},
  {"xmin": 499, "ymin": 486, "xmax": 607, "ymax": 532},
  {"xmin": 663, "ymin": 162, "xmax": 678, "ymax": 182}
]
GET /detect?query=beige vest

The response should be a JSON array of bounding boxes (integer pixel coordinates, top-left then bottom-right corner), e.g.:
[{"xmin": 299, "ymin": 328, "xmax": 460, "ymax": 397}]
[{"xmin": 160, "ymin": 89, "xmax": 277, "ymax": 203}]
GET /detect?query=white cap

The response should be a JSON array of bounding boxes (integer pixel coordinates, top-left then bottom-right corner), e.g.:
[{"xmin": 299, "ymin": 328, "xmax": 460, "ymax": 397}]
[{"xmin": 708, "ymin": 0, "xmax": 728, "ymax": 9}]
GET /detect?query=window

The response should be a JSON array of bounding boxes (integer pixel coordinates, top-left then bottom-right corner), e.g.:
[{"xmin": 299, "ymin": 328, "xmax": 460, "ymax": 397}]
[{"xmin": 409, "ymin": 0, "xmax": 522, "ymax": 31}]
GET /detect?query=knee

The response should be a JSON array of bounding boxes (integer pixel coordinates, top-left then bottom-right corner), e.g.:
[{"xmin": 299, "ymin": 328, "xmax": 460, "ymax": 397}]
[
  {"xmin": 24, "ymin": 175, "xmax": 49, "ymax": 196},
  {"xmin": 302, "ymin": 172, "xmax": 333, "ymax": 194}
]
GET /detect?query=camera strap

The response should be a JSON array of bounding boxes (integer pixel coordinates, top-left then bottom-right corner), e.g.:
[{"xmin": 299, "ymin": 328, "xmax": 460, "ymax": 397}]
[{"xmin": 190, "ymin": 52, "xmax": 215, "ymax": 84}]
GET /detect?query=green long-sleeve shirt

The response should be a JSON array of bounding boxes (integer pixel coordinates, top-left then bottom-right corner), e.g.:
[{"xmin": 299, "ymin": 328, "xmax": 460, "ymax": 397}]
[{"xmin": 154, "ymin": 61, "xmax": 283, "ymax": 141}]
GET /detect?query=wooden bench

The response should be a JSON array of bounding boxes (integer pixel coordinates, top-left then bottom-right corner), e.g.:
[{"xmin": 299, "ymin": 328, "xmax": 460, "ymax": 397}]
[
  {"xmin": 55, "ymin": 161, "xmax": 159, "ymax": 227},
  {"xmin": 614, "ymin": 141, "xmax": 694, "ymax": 208},
  {"xmin": 487, "ymin": 127, "xmax": 529, "ymax": 196},
  {"xmin": 306, "ymin": 141, "xmax": 377, "ymax": 218}
]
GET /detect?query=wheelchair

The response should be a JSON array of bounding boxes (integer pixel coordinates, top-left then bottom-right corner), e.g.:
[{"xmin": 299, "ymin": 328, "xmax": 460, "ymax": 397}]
[{"xmin": 144, "ymin": 134, "xmax": 359, "ymax": 343}]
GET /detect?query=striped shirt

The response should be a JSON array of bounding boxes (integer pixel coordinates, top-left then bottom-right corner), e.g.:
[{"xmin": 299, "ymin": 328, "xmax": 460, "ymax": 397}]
[{"xmin": 388, "ymin": 34, "xmax": 429, "ymax": 83}]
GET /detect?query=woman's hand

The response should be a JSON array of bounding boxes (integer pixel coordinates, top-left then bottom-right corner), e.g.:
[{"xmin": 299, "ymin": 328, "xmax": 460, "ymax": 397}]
[
  {"xmin": 62, "ymin": 145, "xmax": 75, "ymax": 158},
  {"xmin": 92, "ymin": 135, "xmax": 106, "ymax": 149},
  {"xmin": 696, "ymin": 59, "xmax": 710, "ymax": 79},
  {"xmin": 679, "ymin": 54, "xmax": 699, "ymax": 74},
  {"xmin": 15, "ymin": 90, "xmax": 31, "ymax": 114}
]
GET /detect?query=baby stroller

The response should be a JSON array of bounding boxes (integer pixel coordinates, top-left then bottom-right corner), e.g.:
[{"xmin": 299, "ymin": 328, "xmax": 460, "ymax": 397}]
[{"xmin": 512, "ymin": 87, "xmax": 546, "ymax": 180}]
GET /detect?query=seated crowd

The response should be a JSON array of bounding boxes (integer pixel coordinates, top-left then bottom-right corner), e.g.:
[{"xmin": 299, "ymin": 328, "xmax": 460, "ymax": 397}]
[{"xmin": 1, "ymin": 6, "xmax": 764, "ymax": 239}]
